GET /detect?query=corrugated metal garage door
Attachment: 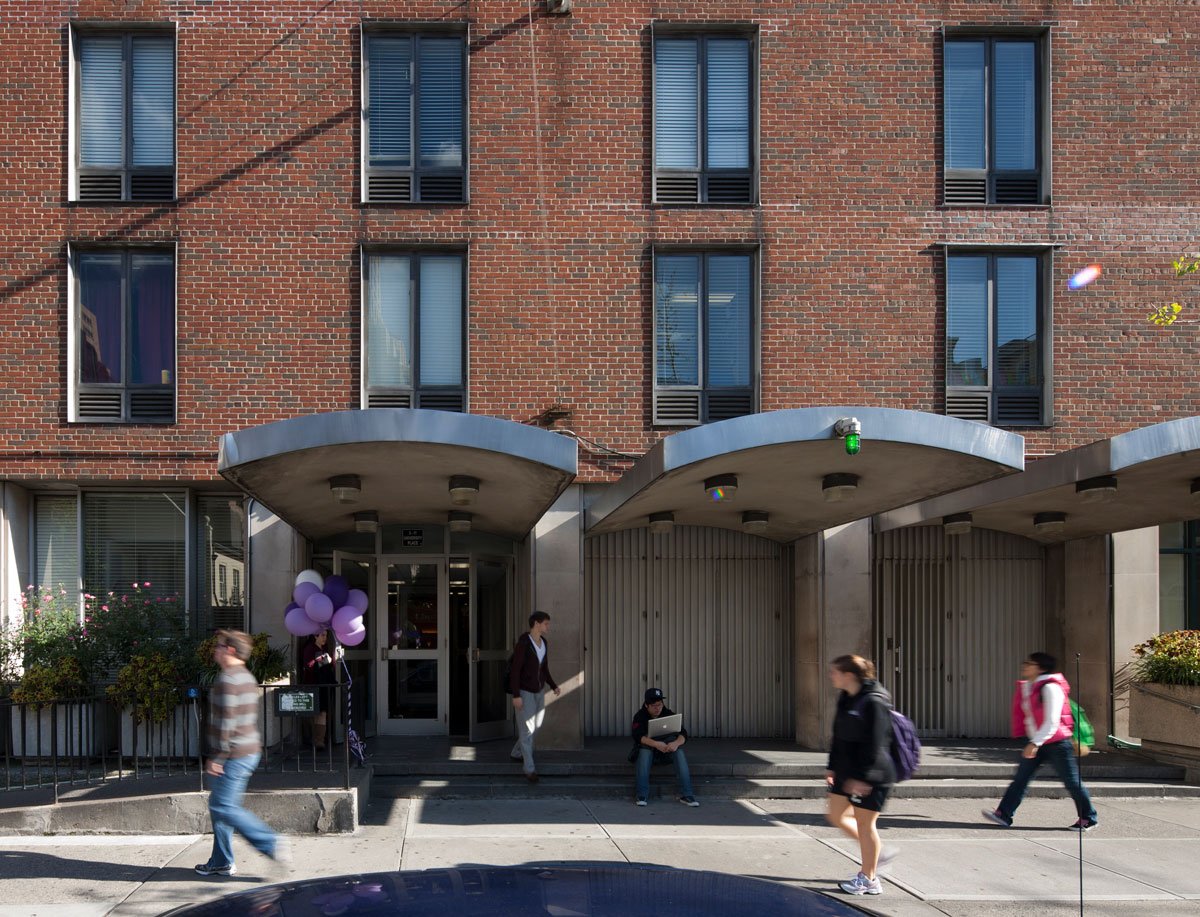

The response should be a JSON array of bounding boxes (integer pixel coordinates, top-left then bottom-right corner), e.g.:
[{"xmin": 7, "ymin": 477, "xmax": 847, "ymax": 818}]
[
  {"xmin": 875, "ymin": 526, "xmax": 1045, "ymax": 738},
  {"xmin": 584, "ymin": 526, "xmax": 792, "ymax": 738}
]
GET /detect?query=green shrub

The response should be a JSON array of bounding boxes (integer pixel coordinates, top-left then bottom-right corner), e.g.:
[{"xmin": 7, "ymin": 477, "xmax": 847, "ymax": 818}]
[
  {"xmin": 1131, "ymin": 630, "xmax": 1200, "ymax": 687},
  {"xmin": 11, "ymin": 657, "xmax": 89, "ymax": 708},
  {"xmin": 106, "ymin": 652, "xmax": 182, "ymax": 724}
]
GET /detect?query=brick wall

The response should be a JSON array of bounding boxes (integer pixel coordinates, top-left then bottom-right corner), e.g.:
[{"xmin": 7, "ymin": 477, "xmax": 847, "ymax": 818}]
[{"xmin": 1, "ymin": 1, "xmax": 1197, "ymax": 487}]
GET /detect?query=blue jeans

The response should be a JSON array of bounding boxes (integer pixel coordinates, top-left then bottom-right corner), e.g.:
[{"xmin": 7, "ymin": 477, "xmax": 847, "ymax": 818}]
[
  {"xmin": 998, "ymin": 738, "xmax": 1097, "ymax": 823},
  {"xmin": 635, "ymin": 746, "xmax": 694, "ymax": 800},
  {"xmin": 206, "ymin": 753, "xmax": 277, "ymax": 868}
]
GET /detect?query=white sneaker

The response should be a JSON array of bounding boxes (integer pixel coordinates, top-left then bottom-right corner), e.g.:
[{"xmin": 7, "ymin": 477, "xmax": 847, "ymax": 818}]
[
  {"xmin": 838, "ymin": 871, "xmax": 883, "ymax": 896},
  {"xmin": 635, "ymin": 797, "xmax": 648, "ymax": 806},
  {"xmin": 272, "ymin": 836, "xmax": 293, "ymax": 866}
]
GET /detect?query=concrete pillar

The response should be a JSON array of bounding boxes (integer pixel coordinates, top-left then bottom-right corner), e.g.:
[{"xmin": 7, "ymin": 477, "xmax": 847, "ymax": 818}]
[
  {"xmin": 794, "ymin": 533, "xmax": 822, "ymax": 749},
  {"xmin": 793, "ymin": 519, "xmax": 872, "ymax": 750},
  {"xmin": 531, "ymin": 484, "xmax": 583, "ymax": 749},
  {"xmin": 1062, "ymin": 535, "xmax": 1111, "ymax": 739},
  {"xmin": 247, "ymin": 500, "xmax": 303, "ymax": 643},
  {"xmin": 1111, "ymin": 527, "xmax": 1160, "ymax": 741},
  {"xmin": 0, "ymin": 483, "xmax": 31, "ymax": 628}
]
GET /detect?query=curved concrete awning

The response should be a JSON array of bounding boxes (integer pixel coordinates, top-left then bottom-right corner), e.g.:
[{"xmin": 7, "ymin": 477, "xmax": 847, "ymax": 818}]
[
  {"xmin": 218, "ymin": 410, "xmax": 577, "ymax": 540},
  {"xmin": 876, "ymin": 415, "xmax": 1200, "ymax": 542},
  {"xmin": 586, "ymin": 408, "xmax": 1024, "ymax": 542}
]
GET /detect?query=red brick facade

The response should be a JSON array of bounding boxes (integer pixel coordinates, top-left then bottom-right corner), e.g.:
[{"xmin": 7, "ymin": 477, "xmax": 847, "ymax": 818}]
[{"xmin": 2, "ymin": 1, "xmax": 1197, "ymax": 488}]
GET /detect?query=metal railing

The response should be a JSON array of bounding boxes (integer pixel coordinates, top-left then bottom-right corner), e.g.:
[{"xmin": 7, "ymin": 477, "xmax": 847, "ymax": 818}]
[{"xmin": 0, "ymin": 683, "xmax": 356, "ymax": 801}]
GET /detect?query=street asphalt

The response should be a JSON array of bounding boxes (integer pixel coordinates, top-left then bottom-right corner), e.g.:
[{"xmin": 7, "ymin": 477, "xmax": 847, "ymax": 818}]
[{"xmin": 0, "ymin": 794, "xmax": 1197, "ymax": 916}]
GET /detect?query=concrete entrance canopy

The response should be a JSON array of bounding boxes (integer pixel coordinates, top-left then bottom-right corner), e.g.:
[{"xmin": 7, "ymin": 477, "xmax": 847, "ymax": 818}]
[
  {"xmin": 876, "ymin": 415, "xmax": 1200, "ymax": 543},
  {"xmin": 585, "ymin": 408, "xmax": 1024, "ymax": 543},
  {"xmin": 218, "ymin": 409, "xmax": 577, "ymax": 540}
]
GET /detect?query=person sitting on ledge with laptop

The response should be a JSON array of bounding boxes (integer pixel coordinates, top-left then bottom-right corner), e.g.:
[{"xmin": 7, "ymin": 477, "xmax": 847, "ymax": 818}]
[{"xmin": 630, "ymin": 687, "xmax": 699, "ymax": 807}]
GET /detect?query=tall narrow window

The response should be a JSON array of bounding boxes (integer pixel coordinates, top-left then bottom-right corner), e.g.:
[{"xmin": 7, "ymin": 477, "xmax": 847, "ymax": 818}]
[
  {"xmin": 1159, "ymin": 522, "xmax": 1200, "ymax": 632},
  {"xmin": 35, "ymin": 495, "xmax": 80, "ymax": 596},
  {"xmin": 74, "ymin": 30, "xmax": 175, "ymax": 201},
  {"xmin": 73, "ymin": 247, "xmax": 175, "ymax": 423},
  {"xmin": 364, "ymin": 251, "xmax": 466, "ymax": 411},
  {"xmin": 653, "ymin": 30, "xmax": 754, "ymax": 204},
  {"xmin": 364, "ymin": 32, "xmax": 465, "ymax": 203},
  {"xmin": 195, "ymin": 495, "xmax": 246, "ymax": 632},
  {"xmin": 653, "ymin": 250, "xmax": 755, "ymax": 425},
  {"xmin": 944, "ymin": 34, "xmax": 1044, "ymax": 205},
  {"xmin": 945, "ymin": 250, "xmax": 1048, "ymax": 426}
]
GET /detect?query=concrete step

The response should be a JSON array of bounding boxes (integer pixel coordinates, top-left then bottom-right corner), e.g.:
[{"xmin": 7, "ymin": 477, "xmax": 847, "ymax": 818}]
[
  {"xmin": 370, "ymin": 774, "xmax": 1200, "ymax": 801},
  {"xmin": 369, "ymin": 760, "xmax": 1186, "ymax": 781}
]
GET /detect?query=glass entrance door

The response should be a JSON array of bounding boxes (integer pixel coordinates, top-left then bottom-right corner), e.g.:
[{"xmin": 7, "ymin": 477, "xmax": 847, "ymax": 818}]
[
  {"xmin": 378, "ymin": 558, "xmax": 446, "ymax": 735},
  {"xmin": 469, "ymin": 556, "xmax": 514, "ymax": 741}
]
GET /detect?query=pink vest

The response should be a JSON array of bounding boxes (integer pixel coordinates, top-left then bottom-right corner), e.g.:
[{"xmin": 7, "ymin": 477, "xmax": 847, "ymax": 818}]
[{"xmin": 1010, "ymin": 672, "xmax": 1074, "ymax": 743}]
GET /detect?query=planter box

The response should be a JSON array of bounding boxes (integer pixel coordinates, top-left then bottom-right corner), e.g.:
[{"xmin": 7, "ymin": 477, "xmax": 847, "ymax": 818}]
[
  {"xmin": 262, "ymin": 682, "xmax": 295, "ymax": 749},
  {"xmin": 119, "ymin": 704, "xmax": 202, "ymax": 760},
  {"xmin": 9, "ymin": 703, "xmax": 104, "ymax": 758},
  {"xmin": 1129, "ymin": 683, "xmax": 1200, "ymax": 777}
]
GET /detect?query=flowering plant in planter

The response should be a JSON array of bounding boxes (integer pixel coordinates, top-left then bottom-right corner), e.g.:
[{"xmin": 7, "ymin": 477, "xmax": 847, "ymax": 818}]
[
  {"xmin": 1131, "ymin": 630, "xmax": 1200, "ymax": 687},
  {"xmin": 106, "ymin": 652, "xmax": 184, "ymax": 724},
  {"xmin": 84, "ymin": 583, "xmax": 194, "ymax": 677},
  {"xmin": 11, "ymin": 657, "xmax": 89, "ymax": 708}
]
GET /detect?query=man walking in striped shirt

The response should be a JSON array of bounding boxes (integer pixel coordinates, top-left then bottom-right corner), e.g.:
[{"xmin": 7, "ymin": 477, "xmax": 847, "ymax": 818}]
[{"xmin": 195, "ymin": 629, "xmax": 289, "ymax": 877}]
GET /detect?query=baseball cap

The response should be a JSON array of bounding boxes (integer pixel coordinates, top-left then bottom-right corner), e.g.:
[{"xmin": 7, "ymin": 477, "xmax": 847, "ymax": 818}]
[{"xmin": 644, "ymin": 687, "xmax": 664, "ymax": 704}]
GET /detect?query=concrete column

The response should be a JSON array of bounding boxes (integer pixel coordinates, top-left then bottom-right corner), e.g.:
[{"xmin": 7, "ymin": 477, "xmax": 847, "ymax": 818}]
[
  {"xmin": 247, "ymin": 500, "xmax": 303, "ymax": 643},
  {"xmin": 793, "ymin": 519, "xmax": 873, "ymax": 751},
  {"xmin": 793, "ymin": 533, "xmax": 822, "ymax": 749},
  {"xmin": 531, "ymin": 484, "xmax": 583, "ymax": 749},
  {"xmin": 1062, "ymin": 535, "xmax": 1112, "ymax": 739},
  {"xmin": 1, "ymin": 483, "xmax": 31, "ymax": 628},
  {"xmin": 1111, "ymin": 527, "xmax": 1160, "ymax": 741}
]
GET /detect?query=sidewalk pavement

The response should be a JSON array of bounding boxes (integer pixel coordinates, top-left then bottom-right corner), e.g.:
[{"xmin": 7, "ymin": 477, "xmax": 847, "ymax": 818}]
[{"xmin": 1, "ymin": 794, "xmax": 1198, "ymax": 916}]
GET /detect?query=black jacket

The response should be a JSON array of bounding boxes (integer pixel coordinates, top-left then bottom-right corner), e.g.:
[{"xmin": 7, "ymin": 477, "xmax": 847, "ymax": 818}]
[
  {"xmin": 826, "ymin": 679, "xmax": 896, "ymax": 786},
  {"xmin": 630, "ymin": 704, "xmax": 689, "ymax": 747},
  {"xmin": 509, "ymin": 634, "xmax": 558, "ymax": 696}
]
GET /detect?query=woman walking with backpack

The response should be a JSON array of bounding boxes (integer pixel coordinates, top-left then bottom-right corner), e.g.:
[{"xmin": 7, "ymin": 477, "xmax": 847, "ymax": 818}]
[{"xmin": 826, "ymin": 654, "xmax": 898, "ymax": 897}]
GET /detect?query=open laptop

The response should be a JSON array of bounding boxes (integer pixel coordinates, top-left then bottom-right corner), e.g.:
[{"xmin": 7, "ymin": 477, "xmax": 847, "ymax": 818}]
[{"xmin": 647, "ymin": 713, "xmax": 682, "ymax": 740}]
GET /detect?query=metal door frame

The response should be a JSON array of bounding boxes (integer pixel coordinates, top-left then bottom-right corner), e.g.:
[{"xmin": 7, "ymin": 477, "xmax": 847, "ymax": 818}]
[{"xmin": 468, "ymin": 553, "xmax": 515, "ymax": 741}]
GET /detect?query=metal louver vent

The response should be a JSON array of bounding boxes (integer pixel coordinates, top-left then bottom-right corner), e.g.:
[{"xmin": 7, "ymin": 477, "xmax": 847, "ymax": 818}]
[
  {"xmin": 416, "ymin": 391, "xmax": 465, "ymax": 412},
  {"xmin": 944, "ymin": 178, "xmax": 987, "ymax": 206},
  {"xmin": 367, "ymin": 174, "xmax": 412, "ymax": 203},
  {"xmin": 129, "ymin": 389, "xmax": 175, "ymax": 422},
  {"xmin": 654, "ymin": 174, "xmax": 700, "ymax": 204},
  {"xmin": 994, "ymin": 177, "xmax": 1040, "ymax": 205},
  {"xmin": 367, "ymin": 392, "xmax": 413, "ymax": 409},
  {"xmin": 945, "ymin": 392, "xmax": 990, "ymax": 422},
  {"xmin": 77, "ymin": 390, "xmax": 123, "ymax": 421},
  {"xmin": 706, "ymin": 390, "xmax": 753, "ymax": 421},
  {"xmin": 653, "ymin": 391, "xmax": 701, "ymax": 425},
  {"xmin": 419, "ymin": 174, "xmax": 465, "ymax": 203},
  {"xmin": 996, "ymin": 392, "xmax": 1042, "ymax": 426},
  {"xmin": 78, "ymin": 173, "xmax": 123, "ymax": 202},
  {"xmin": 130, "ymin": 173, "xmax": 174, "ymax": 201},
  {"xmin": 705, "ymin": 175, "xmax": 752, "ymax": 204}
]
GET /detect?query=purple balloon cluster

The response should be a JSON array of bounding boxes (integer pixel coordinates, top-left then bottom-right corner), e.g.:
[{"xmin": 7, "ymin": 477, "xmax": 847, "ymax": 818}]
[{"xmin": 283, "ymin": 569, "xmax": 368, "ymax": 645}]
